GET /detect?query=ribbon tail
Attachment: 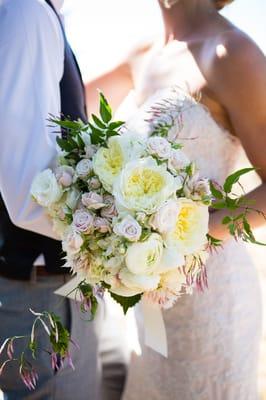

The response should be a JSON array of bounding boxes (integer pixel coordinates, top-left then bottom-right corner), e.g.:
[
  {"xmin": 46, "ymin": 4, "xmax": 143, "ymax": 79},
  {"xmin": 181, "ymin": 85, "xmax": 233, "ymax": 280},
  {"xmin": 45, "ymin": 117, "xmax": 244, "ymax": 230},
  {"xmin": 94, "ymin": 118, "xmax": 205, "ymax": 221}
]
[
  {"xmin": 142, "ymin": 300, "xmax": 168, "ymax": 358},
  {"xmin": 54, "ymin": 275, "xmax": 82, "ymax": 300}
]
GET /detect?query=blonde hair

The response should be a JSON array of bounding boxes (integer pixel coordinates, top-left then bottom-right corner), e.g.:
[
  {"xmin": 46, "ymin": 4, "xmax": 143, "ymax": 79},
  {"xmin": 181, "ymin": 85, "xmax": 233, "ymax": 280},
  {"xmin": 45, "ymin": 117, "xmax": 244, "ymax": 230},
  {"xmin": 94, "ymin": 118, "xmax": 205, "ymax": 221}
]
[{"xmin": 213, "ymin": 0, "xmax": 235, "ymax": 10}]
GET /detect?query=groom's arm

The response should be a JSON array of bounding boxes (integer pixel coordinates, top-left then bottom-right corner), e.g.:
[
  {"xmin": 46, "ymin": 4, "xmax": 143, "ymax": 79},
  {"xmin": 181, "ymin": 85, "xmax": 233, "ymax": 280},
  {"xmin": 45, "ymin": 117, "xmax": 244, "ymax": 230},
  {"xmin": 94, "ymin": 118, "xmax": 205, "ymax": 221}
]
[{"xmin": 0, "ymin": 0, "xmax": 64, "ymax": 239}]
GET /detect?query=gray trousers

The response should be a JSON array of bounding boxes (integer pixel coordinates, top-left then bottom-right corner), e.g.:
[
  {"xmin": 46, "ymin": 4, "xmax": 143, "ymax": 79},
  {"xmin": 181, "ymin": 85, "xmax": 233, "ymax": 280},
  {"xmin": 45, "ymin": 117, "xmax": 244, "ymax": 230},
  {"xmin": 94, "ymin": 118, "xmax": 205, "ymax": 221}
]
[
  {"xmin": 0, "ymin": 274, "xmax": 103, "ymax": 400},
  {"xmin": 0, "ymin": 275, "xmax": 128, "ymax": 400}
]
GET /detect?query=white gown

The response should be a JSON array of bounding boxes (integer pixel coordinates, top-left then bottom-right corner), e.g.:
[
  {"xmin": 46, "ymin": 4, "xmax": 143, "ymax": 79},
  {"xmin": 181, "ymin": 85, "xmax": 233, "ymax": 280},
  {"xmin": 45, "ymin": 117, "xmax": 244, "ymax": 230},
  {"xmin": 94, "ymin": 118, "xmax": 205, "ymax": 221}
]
[{"xmin": 122, "ymin": 44, "xmax": 262, "ymax": 400}]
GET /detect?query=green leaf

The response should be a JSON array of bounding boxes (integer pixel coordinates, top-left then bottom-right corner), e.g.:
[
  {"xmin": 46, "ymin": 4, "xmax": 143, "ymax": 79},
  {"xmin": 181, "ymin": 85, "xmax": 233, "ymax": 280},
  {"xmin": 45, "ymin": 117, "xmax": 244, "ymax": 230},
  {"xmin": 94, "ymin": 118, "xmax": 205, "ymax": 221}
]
[
  {"xmin": 56, "ymin": 137, "xmax": 74, "ymax": 152},
  {"xmin": 99, "ymin": 92, "xmax": 112, "ymax": 123},
  {"xmin": 222, "ymin": 216, "xmax": 232, "ymax": 225},
  {"xmin": 225, "ymin": 196, "xmax": 239, "ymax": 211},
  {"xmin": 28, "ymin": 340, "xmax": 37, "ymax": 359},
  {"xmin": 91, "ymin": 114, "xmax": 106, "ymax": 129},
  {"xmin": 242, "ymin": 216, "xmax": 266, "ymax": 246},
  {"xmin": 51, "ymin": 118, "xmax": 84, "ymax": 132},
  {"xmin": 108, "ymin": 121, "xmax": 125, "ymax": 130},
  {"xmin": 76, "ymin": 134, "xmax": 85, "ymax": 150},
  {"xmin": 106, "ymin": 130, "xmax": 119, "ymax": 138},
  {"xmin": 206, "ymin": 234, "xmax": 223, "ymax": 247},
  {"xmin": 110, "ymin": 292, "xmax": 142, "ymax": 314},
  {"xmin": 223, "ymin": 168, "xmax": 255, "ymax": 193},
  {"xmin": 211, "ymin": 201, "xmax": 227, "ymax": 210},
  {"xmin": 228, "ymin": 223, "xmax": 236, "ymax": 236},
  {"xmin": 88, "ymin": 123, "xmax": 105, "ymax": 145},
  {"xmin": 209, "ymin": 181, "xmax": 224, "ymax": 200}
]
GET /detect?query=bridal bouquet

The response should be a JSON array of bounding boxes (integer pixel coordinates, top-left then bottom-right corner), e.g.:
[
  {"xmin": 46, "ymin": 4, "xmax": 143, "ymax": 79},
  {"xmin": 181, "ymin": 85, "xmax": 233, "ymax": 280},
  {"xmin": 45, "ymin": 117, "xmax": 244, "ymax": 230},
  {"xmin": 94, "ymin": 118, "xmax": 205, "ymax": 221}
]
[
  {"xmin": 1, "ymin": 90, "xmax": 262, "ymax": 388},
  {"xmin": 30, "ymin": 90, "xmax": 262, "ymax": 311},
  {"xmin": 31, "ymin": 92, "xmax": 213, "ymax": 313}
]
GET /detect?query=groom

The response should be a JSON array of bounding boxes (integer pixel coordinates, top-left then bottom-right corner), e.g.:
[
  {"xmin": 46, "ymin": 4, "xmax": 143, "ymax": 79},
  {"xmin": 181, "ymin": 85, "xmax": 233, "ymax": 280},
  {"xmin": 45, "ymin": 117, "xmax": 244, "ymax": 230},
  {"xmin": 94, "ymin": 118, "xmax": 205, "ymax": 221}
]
[{"xmin": 0, "ymin": 0, "xmax": 104, "ymax": 399}]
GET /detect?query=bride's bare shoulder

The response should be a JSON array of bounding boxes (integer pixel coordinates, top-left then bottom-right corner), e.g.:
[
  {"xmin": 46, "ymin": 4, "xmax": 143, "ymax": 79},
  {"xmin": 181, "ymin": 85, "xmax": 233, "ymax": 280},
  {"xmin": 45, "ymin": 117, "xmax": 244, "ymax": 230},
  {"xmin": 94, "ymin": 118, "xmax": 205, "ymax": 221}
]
[{"xmin": 199, "ymin": 23, "xmax": 266, "ymax": 105}]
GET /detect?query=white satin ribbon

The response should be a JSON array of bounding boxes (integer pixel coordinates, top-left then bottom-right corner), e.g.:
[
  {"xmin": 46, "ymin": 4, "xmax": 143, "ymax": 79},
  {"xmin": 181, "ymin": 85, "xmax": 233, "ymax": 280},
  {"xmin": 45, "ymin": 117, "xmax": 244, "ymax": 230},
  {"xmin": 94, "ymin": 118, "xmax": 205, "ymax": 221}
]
[
  {"xmin": 142, "ymin": 300, "xmax": 168, "ymax": 358},
  {"xmin": 55, "ymin": 278, "xmax": 168, "ymax": 357},
  {"xmin": 54, "ymin": 275, "xmax": 81, "ymax": 300}
]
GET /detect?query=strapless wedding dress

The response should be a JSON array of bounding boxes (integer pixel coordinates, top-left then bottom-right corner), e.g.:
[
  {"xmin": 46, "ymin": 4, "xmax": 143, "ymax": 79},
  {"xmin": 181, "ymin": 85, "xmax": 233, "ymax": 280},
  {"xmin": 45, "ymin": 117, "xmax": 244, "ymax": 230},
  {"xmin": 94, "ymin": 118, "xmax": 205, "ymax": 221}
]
[{"xmin": 122, "ymin": 44, "xmax": 262, "ymax": 400}]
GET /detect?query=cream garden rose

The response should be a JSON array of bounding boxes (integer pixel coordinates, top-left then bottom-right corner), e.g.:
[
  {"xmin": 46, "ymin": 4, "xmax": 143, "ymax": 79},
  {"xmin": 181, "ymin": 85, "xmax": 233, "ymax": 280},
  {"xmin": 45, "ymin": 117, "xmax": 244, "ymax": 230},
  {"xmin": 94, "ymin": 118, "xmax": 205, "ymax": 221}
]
[
  {"xmin": 125, "ymin": 233, "xmax": 164, "ymax": 275},
  {"xmin": 31, "ymin": 169, "xmax": 63, "ymax": 207},
  {"xmin": 113, "ymin": 157, "xmax": 177, "ymax": 214},
  {"xmin": 93, "ymin": 134, "xmax": 145, "ymax": 192},
  {"xmin": 119, "ymin": 268, "xmax": 160, "ymax": 293},
  {"xmin": 165, "ymin": 198, "xmax": 209, "ymax": 255}
]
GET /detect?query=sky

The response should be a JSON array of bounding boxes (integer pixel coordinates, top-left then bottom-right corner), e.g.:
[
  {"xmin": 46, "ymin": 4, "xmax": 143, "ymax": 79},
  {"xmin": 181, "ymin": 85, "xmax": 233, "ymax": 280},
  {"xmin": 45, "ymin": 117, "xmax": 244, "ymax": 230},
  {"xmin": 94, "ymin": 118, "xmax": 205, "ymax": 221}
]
[{"xmin": 62, "ymin": 0, "xmax": 266, "ymax": 82}]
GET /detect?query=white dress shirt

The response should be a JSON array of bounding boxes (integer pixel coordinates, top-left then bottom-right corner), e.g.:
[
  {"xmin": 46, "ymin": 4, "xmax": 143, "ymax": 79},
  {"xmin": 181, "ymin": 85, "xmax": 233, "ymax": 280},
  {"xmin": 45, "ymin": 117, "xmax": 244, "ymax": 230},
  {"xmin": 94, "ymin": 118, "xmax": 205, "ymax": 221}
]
[{"xmin": 0, "ymin": 0, "xmax": 64, "ymax": 238}]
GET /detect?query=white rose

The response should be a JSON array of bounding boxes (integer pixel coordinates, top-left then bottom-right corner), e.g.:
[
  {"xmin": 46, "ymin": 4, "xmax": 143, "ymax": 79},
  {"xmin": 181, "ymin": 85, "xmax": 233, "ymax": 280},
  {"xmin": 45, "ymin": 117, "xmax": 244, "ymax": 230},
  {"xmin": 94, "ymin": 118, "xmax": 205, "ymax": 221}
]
[
  {"xmin": 94, "ymin": 217, "xmax": 111, "ymax": 233},
  {"xmin": 66, "ymin": 188, "xmax": 80, "ymax": 210},
  {"xmin": 81, "ymin": 192, "xmax": 105, "ymax": 210},
  {"xmin": 165, "ymin": 198, "xmax": 209, "ymax": 255},
  {"xmin": 63, "ymin": 229, "xmax": 84, "ymax": 255},
  {"xmin": 73, "ymin": 210, "xmax": 94, "ymax": 234},
  {"xmin": 119, "ymin": 268, "xmax": 160, "ymax": 292},
  {"xmin": 113, "ymin": 157, "xmax": 176, "ymax": 214},
  {"xmin": 126, "ymin": 233, "xmax": 163, "ymax": 275},
  {"xmin": 101, "ymin": 195, "xmax": 118, "ymax": 219},
  {"xmin": 55, "ymin": 166, "xmax": 75, "ymax": 187},
  {"xmin": 88, "ymin": 177, "xmax": 101, "ymax": 190},
  {"xmin": 85, "ymin": 144, "xmax": 98, "ymax": 159},
  {"xmin": 31, "ymin": 169, "xmax": 63, "ymax": 207},
  {"xmin": 113, "ymin": 215, "xmax": 142, "ymax": 242},
  {"xmin": 168, "ymin": 149, "xmax": 190, "ymax": 173},
  {"xmin": 147, "ymin": 136, "xmax": 172, "ymax": 159},
  {"xmin": 76, "ymin": 159, "xmax": 93, "ymax": 178},
  {"xmin": 184, "ymin": 177, "xmax": 211, "ymax": 202},
  {"xmin": 149, "ymin": 199, "xmax": 180, "ymax": 234}
]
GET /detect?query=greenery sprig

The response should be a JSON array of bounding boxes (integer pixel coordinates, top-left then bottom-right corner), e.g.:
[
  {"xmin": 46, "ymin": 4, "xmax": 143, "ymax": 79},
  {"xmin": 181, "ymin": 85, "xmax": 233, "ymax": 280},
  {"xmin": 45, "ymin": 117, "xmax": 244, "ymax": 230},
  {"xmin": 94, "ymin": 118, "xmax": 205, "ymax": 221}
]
[{"xmin": 209, "ymin": 168, "xmax": 266, "ymax": 247}]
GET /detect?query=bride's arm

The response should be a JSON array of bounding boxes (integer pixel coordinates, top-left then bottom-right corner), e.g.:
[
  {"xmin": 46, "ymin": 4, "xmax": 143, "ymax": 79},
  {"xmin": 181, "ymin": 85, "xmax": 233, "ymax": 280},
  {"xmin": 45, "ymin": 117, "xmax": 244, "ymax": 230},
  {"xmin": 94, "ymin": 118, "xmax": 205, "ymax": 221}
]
[{"xmin": 206, "ymin": 32, "xmax": 266, "ymax": 240}]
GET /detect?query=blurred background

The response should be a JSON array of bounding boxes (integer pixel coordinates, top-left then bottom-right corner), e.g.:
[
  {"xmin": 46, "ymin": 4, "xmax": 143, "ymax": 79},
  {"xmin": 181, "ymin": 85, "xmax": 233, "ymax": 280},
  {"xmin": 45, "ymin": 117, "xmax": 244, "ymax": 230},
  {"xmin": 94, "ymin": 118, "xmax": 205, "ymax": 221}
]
[{"xmin": 1, "ymin": 1, "xmax": 265, "ymax": 399}]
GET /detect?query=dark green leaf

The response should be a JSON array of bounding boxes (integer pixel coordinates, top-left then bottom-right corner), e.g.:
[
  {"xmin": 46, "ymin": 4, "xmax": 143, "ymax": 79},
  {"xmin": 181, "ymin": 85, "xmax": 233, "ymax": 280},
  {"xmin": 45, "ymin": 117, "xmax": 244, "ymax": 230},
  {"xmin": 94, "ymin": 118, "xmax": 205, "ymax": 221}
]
[
  {"xmin": 222, "ymin": 216, "xmax": 232, "ymax": 225},
  {"xmin": 211, "ymin": 201, "xmax": 227, "ymax": 209},
  {"xmin": 225, "ymin": 196, "xmax": 239, "ymax": 210},
  {"xmin": 91, "ymin": 114, "xmax": 107, "ymax": 129},
  {"xmin": 51, "ymin": 118, "xmax": 84, "ymax": 132},
  {"xmin": 56, "ymin": 137, "xmax": 74, "ymax": 152},
  {"xmin": 76, "ymin": 134, "xmax": 85, "ymax": 150},
  {"xmin": 206, "ymin": 234, "xmax": 223, "ymax": 247},
  {"xmin": 228, "ymin": 223, "xmax": 236, "ymax": 236},
  {"xmin": 108, "ymin": 121, "xmax": 125, "ymax": 130},
  {"xmin": 106, "ymin": 130, "xmax": 119, "ymax": 138},
  {"xmin": 110, "ymin": 292, "xmax": 142, "ymax": 314},
  {"xmin": 209, "ymin": 181, "xmax": 224, "ymax": 200},
  {"xmin": 223, "ymin": 168, "xmax": 255, "ymax": 193},
  {"xmin": 99, "ymin": 92, "xmax": 112, "ymax": 123}
]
